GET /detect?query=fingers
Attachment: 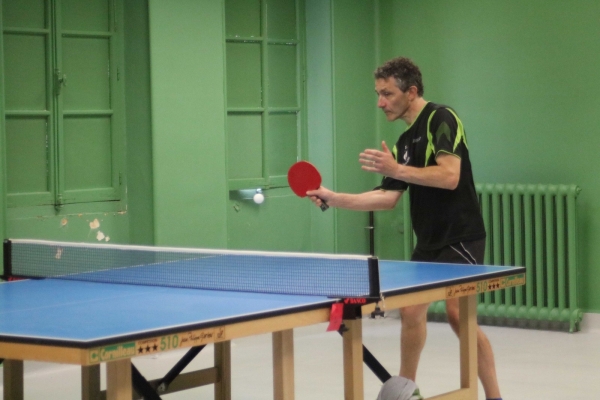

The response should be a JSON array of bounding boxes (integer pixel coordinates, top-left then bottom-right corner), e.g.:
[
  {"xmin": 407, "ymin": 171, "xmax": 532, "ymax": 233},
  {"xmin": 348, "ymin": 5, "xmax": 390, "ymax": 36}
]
[
  {"xmin": 360, "ymin": 143, "xmax": 395, "ymax": 174},
  {"xmin": 307, "ymin": 187, "xmax": 330, "ymax": 208},
  {"xmin": 381, "ymin": 141, "xmax": 391, "ymax": 153},
  {"xmin": 361, "ymin": 148, "xmax": 380, "ymax": 157},
  {"xmin": 306, "ymin": 189, "xmax": 321, "ymax": 197},
  {"xmin": 359, "ymin": 149, "xmax": 382, "ymax": 169},
  {"xmin": 308, "ymin": 195, "xmax": 323, "ymax": 208}
]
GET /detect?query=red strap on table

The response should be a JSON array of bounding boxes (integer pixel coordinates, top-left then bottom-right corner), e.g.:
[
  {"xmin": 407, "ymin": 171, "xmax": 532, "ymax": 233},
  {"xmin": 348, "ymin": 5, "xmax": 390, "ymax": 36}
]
[{"xmin": 326, "ymin": 303, "xmax": 344, "ymax": 332}]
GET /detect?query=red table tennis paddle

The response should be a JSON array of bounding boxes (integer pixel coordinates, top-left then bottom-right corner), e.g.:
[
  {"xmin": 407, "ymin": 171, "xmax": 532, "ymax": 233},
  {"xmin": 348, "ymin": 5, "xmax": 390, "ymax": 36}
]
[{"xmin": 287, "ymin": 161, "xmax": 329, "ymax": 211}]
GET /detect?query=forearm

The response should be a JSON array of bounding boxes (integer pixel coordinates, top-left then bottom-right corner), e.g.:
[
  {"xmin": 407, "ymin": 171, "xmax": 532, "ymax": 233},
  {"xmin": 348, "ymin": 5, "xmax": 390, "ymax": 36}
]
[
  {"xmin": 329, "ymin": 190, "xmax": 401, "ymax": 211},
  {"xmin": 391, "ymin": 165, "xmax": 456, "ymax": 189},
  {"xmin": 390, "ymin": 154, "xmax": 460, "ymax": 190},
  {"xmin": 361, "ymin": 148, "xmax": 461, "ymax": 190}
]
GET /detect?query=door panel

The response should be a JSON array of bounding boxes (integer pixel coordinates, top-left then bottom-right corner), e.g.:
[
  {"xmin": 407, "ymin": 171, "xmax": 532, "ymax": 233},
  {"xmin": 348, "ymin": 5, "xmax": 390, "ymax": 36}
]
[
  {"xmin": 5, "ymin": 118, "xmax": 51, "ymax": 195},
  {"xmin": 227, "ymin": 114, "xmax": 263, "ymax": 180},
  {"xmin": 3, "ymin": 1, "xmax": 53, "ymax": 207},
  {"xmin": 266, "ymin": 113, "xmax": 297, "ymax": 177},
  {"xmin": 267, "ymin": 45, "xmax": 297, "ymax": 108},
  {"xmin": 266, "ymin": 0, "xmax": 296, "ymax": 40},
  {"xmin": 61, "ymin": 0, "xmax": 110, "ymax": 32},
  {"xmin": 63, "ymin": 116, "xmax": 112, "ymax": 190},
  {"xmin": 3, "ymin": 35, "xmax": 48, "ymax": 111},
  {"xmin": 61, "ymin": 37, "xmax": 111, "ymax": 110},
  {"xmin": 226, "ymin": 42, "xmax": 262, "ymax": 109},
  {"xmin": 225, "ymin": 0, "xmax": 261, "ymax": 38},
  {"xmin": 2, "ymin": 0, "xmax": 46, "ymax": 29}
]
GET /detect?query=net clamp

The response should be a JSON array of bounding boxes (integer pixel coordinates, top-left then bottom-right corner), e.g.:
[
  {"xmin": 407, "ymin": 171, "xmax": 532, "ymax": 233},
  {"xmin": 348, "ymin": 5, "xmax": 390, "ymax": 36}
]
[{"xmin": 370, "ymin": 304, "xmax": 385, "ymax": 319}]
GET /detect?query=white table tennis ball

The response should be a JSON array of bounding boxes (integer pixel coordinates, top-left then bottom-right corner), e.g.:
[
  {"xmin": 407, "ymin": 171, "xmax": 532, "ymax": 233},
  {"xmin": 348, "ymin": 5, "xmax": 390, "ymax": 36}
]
[{"xmin": 253, "ymin": 192, "xmax": 265, "ymax": 204}]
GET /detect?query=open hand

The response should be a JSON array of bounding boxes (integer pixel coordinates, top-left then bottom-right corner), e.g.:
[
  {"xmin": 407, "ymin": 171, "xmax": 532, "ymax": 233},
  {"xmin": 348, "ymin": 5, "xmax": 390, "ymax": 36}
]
[{"xmin": 359, "ymin": 141, "xmax": 398, "ymax": 177}]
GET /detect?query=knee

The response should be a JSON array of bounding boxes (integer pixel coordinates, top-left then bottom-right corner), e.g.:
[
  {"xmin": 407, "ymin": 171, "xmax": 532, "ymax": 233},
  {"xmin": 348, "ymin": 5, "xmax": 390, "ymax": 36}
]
[{"xmin": 399, "ymin": 304, "xmax": 429, "ymax": 328}]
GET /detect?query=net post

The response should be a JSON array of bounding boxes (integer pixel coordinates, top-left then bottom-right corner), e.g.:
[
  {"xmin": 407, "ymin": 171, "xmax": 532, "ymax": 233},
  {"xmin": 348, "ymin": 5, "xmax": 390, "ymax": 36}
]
[
  {"xmin": 368, "ymin": 211, "xmax": 375, "ymax": 256},
  {"xmin": 2, "ymin": 239, "xmax": 11, "ymax": 281},
  {"xmin": 368, "ymin": 257, "xmax": 380, "ymax": 298}
]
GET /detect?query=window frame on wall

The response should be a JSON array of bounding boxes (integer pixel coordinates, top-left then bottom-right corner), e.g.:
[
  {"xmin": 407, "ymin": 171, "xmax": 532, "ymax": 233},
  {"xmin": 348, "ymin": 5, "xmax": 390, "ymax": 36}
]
[
  {"xmin": 225, "ymin": 0, "xmax": 307, "ymax": 191},
  {"xmin": 1, "ymin": 0, "xmax": 126, "ymax": 211}
]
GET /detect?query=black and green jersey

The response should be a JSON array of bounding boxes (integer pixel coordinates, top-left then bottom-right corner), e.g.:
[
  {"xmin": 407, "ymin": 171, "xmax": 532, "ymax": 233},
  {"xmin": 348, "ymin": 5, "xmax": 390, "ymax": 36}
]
[{"xmin": 377, "ymin": 102, "xmax": 486, "ymax": 251}]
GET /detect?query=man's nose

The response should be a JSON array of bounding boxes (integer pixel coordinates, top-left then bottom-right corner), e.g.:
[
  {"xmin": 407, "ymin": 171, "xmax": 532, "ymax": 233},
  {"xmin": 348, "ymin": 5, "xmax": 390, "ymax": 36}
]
[{"xmin": 377, "ymin": 96, "xmax": 386, "ymax": 108}]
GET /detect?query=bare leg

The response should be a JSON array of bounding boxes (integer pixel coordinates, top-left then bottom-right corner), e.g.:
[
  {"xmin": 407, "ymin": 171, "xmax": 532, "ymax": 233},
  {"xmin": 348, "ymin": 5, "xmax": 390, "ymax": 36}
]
[
  {"xmin": 399, "ymin": 303, "xmax": 430, "ymax": 381},
  {"xmin": 446, "ymin": 298, "xmax": 501, "ymax": 399}
]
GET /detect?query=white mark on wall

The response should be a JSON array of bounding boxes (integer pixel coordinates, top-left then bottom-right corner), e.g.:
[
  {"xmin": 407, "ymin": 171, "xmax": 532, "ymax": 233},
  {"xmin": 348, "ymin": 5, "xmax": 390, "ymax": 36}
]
[
  {"xmin": 61, "ymin": 218, "xmax": 68, "ymax": 227},
  {"xmin": 88, "ymin": 218, "xmax": 110, "ymax": 241},
  {"xmin": 89, "ymin": 219, "xmax": 100, "ymax": 230}
]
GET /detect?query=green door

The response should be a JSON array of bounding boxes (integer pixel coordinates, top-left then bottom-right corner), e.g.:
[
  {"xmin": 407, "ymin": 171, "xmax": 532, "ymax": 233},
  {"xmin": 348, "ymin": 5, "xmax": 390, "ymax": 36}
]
[
  {"xmin": 226, "ymin": 0, "xmax": 304, "ymax": 190},
  {"xmin": 3, "ymin": 0, "xmax": 125, "ymax": 210},
  {"xmin": 225, "ymin": 0, "xmax": 313, "ymax": 252}
]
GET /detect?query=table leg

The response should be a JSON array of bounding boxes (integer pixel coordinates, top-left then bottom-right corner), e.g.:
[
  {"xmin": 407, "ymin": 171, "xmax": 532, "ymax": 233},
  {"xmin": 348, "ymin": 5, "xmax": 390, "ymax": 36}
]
[
  {"xmin": 342, "ymin": 318, "xmax": 364, "ymax": 400},
  {"xmin": 273, "ymin": 329, "xmax": 295, "ymax": 400},
  {"xmin": 81, "ymin": 364, "xmax": 101, "ymax": 400},
  {"xmin": 214, "ymin": 341, "xmax": 232, "ymax": 400},
  {"xmin": 459, "ymin": 295, "xmax": 478, "ymax": 398},
  {"xmin": 3, "ymin": 359, "xmax": 24, "ymax": 400},
  {"xmin": 106, "ymin": 359, "xmax": 132, "ymax": 400}
]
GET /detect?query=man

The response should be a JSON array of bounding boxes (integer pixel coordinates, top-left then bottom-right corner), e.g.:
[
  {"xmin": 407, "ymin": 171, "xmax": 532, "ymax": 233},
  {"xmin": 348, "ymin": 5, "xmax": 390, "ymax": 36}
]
[{"xmin": 306, "ymin": 57, "xmax": 502, "ymax": 400}]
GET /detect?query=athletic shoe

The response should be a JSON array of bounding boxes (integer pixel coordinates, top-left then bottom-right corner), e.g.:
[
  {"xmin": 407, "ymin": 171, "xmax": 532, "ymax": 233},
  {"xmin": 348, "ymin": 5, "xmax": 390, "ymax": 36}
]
[
  {"xmin": 409, "ymin": 388, "xmax": 424, "ymax": 400},
  {"xmin": 376, "ymin": 376, "xmax": 419, "ymax": 400}
]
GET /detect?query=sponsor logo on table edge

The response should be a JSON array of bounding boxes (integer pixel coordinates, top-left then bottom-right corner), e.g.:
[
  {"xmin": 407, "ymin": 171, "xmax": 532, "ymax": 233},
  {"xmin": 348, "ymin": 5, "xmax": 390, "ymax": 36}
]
[
  {"xmin": 446, "ymin": 283, "xmax": 477, "ymax": 298},
  {"xmin": 343, "ymin": 298, "xmax": 367, "ymax": 305},
  {"xmin": 180, "ymin": 329, "xmax": 220, "ymax": 345},
  {"xmin": 90, "ymin": 343, "xmax": 136, "ymax": 362},
  {"xmin": 445, "ymin": 274, "xmax": 525, "ymax": 298}
]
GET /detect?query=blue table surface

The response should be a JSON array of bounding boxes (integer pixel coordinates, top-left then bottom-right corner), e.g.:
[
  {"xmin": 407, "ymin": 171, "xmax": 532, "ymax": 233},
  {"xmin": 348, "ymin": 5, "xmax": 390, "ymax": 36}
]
[
  {"xmin": 0, "ymin": 260, "xmax": 522, "ymax": 345},
  {"xmin": 378, "ymin": 260, "xmax": 520, "ymax": 293}
]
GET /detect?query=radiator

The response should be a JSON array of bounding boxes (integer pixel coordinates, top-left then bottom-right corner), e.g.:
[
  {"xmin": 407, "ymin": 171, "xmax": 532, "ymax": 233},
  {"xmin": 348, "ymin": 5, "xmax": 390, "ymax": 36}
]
[{"xmin": 402, "ymin": 184, "xmax": 583, "ymax": 332}]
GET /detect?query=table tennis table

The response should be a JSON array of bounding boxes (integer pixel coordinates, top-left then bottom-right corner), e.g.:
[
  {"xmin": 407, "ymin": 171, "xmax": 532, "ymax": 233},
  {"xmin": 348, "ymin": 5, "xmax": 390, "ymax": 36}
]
[{"xmin": 0, "ymin": 239, "xmax": 525, "ymax": 400}]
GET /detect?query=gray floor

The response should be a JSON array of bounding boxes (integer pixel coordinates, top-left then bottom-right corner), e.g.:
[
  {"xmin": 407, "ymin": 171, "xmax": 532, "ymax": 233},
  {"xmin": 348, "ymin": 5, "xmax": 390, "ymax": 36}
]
[{"xmin": 2, "ymin": 313, "xmax": 599, "ymax": 399}]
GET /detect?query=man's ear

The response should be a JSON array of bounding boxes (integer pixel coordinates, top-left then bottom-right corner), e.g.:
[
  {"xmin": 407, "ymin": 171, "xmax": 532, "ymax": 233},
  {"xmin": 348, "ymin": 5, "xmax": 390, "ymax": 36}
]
[{"xmin": 409, "ymin": 85, "xmax": 419, "ymax": 100}]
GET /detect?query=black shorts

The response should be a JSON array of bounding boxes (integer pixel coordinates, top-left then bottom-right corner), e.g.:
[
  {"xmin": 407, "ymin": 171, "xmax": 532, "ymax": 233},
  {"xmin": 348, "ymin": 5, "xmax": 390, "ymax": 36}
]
[{"xmin": 410, "ymin": 239, "xmax": 486, "ymax": 265}]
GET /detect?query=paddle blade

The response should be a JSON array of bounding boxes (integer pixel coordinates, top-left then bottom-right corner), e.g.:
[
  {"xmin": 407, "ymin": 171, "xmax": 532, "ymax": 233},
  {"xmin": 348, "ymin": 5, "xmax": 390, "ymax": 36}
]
[
  {"xmin": 287, "ymin": 161, "xmax": 329, "ymax": 211},
  {"xmin": 287, "ymin": 161, "xmax": 322, "ymax": 198}
]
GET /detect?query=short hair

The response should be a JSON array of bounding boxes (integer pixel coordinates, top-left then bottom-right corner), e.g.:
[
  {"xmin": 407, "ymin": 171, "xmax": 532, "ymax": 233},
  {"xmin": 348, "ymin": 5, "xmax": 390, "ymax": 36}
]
[{"xmin": 374, "ymin": 57, "xmax": 424, "ymax": 96}]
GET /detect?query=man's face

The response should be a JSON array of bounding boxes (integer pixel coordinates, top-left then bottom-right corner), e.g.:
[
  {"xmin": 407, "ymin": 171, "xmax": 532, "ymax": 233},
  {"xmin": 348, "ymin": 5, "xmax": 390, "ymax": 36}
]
[{"xmin": 375, "ymin": 77, "xmax": 411, "ymax": 122}]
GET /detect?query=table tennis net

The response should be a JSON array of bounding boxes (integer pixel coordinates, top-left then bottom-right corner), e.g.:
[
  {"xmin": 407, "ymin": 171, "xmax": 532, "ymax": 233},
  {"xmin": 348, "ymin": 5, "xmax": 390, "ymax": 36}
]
[{"xmin": 4, "ymin": 239, "xmax": 380, "ymax": 298}]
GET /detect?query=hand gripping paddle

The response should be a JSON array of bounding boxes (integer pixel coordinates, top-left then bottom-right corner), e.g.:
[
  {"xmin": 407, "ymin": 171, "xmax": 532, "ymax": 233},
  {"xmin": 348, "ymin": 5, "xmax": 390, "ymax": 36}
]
[{"xmin": 287, "ymin": 161, "xmax": 329, "ymax": 211}]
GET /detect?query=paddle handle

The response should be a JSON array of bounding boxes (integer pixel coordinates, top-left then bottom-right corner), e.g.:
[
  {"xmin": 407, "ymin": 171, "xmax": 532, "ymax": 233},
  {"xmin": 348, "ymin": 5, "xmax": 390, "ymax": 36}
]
[{"xmin": 319, "ymin": 200, "xmax": 329, "ymax": 212}]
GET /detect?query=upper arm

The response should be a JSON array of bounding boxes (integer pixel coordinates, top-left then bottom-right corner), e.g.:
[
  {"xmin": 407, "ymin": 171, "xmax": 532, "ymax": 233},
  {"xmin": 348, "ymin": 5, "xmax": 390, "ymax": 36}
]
[
  {"xmin": 430, "ymin": 108, "xmax": 466, "ymax": 159},
  {"xmin": 434, "ymin": 153, "xmax": 461, "ymax": 189}
]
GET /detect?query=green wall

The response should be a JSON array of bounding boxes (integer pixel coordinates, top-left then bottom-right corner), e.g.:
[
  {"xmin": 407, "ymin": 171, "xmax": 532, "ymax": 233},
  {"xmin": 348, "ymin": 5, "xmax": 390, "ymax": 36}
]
[
  {"xmin": 306, "ymin": 0, "xmax": 404, "ymax": 258},
  {"xmin": 306, "ymin": 0, "xmax": 335, "ymax": 252},
  {"xmin": 0, "ymin": 0, "xmax": 5, "ymax": 271},
  {"xmin": 148, "ymin": 0, "xmax": 228, "ymax": 248},
  {"xmin": 378, "ymin": 0, "xmax": 600, "ymax": 312},
  {"xmin": 124, "ymin": 0, "xmax": 153, "ymax": 245},
  {"xmin": 330, "ymin": 1, "xmax": 379, "ymax": 255}
]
